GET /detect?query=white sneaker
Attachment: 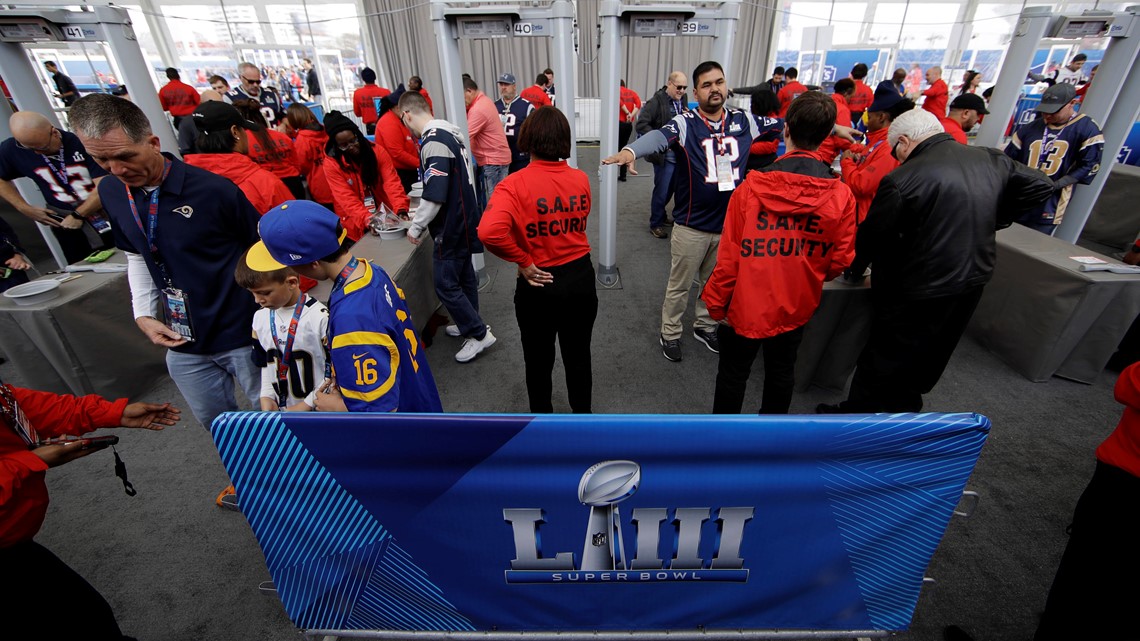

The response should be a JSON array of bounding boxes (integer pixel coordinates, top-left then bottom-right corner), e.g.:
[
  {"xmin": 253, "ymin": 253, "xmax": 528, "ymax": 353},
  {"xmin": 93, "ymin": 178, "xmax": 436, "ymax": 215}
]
[
  {"xmin": 445, "ymin": 324, "xmax": 461, "ymax": 337},
  {"xmin": 455, "ymin": 328, "xmax": 496, "ymax": 363}
]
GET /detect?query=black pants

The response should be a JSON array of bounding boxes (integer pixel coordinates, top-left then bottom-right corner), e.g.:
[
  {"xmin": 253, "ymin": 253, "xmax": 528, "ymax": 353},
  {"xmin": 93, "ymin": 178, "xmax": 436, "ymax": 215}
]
[
  {"xmin": 618, "ymin": 122, "xmax": 633, "ymax": 179},
  {"xmin": 514, "ymin": 255, "xmax": 598, "ymax": 413},
  {"xmin": 365, "ymin": 122, "xmax": 376, "ymax": 136},
  {"xmin": 1034, "ymin": 462, "xmax": 1140, "ymax": 641},
  {"xmin": 713, "ymin": 324, "xmax": 805, "ymax": 414},
  {"xmin": 54, "ymin": 226, "xmax": 107, "ymax": 264},
  {"xmin": 840, "ymin": 285, "xmax": 984, "ymax": 413},
  {"xmin": 0, "ymin": 540, "xmax": 134, "ymax": 640},
  {"xmin": 396, "ymin": 168, "xmax": 418, "ymax": 195},
  {"xmin": 282, "ymin": 175, "xmax": 307, "ymax": 201}
]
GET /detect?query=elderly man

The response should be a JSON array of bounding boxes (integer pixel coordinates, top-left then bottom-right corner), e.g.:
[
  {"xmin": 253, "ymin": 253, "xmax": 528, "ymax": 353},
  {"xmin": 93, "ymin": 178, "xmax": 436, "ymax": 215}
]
[
  {"xmin": 494, "ymin": 73, "xmax": 534, "ymax": 174},
  {"xmin": 1005, "ymin": 83, "xmax": 1103, "ymax": 235},
  {"xmin": 225, "ymin": 62, "xmax": 283, "ymax": 125},
  {"xmin": 69, "ymin": 94, "xmax": 261, "ymax": 437},
  {"xmin": 635, "ymin": 70, "xmax": 688, "ymax": 239},
  {"xmin": 0, "ymin": 111, "xmax": 112, "ymax": 263},
  {"xmin": 818, "ymin": 109, "xmax": 1054, "ymax": 413},
  {"xmin": 463, "ymin": 77, "xmax": 512, "ymax": 210},
  {"xmin": 919, "ymin": 66, "xmax": 948, "ymax": 117}
]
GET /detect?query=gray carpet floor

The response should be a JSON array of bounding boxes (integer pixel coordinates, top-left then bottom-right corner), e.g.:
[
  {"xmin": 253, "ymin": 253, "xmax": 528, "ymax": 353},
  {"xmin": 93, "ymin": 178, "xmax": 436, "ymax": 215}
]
[{"xmin": 1, "ymin": 147, "xmax": 1124, "ymax": 641}]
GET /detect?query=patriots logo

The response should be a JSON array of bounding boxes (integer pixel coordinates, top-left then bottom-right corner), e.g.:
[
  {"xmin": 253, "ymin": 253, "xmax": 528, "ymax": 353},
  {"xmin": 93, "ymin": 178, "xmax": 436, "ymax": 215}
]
[
  {"xmin": 173, "ymin": 205, "xmax": 193, "ymax": 218},
  {"xmin": 423, "ymin": 167, "xmax": 447, "ymax": 183}
]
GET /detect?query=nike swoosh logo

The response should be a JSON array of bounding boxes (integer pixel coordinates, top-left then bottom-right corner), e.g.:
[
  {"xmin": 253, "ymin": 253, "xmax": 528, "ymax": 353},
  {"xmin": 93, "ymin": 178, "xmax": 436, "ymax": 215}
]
[{"xmin": 352, "ymin": 352, "xmax": 367, "ymax": 360}]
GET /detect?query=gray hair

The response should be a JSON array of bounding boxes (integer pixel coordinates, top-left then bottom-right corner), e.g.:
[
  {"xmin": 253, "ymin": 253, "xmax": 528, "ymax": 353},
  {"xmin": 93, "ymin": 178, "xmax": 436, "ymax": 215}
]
[
  {"xmin": 888, "ymin": 108, "xmax": 943, "ymax": 149},
  {"xmin": 237, "ymin": 62, "xmax": 258, "ymax": 76},
  {"xmin": 69, "ymin": 93, "xmax": 153, "ymax": 143}
]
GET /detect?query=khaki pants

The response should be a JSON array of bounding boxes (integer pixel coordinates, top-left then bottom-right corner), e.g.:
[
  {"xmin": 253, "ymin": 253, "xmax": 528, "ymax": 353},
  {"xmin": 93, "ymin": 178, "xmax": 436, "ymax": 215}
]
[{"xmin": 660, "ymin": 223, "xmax": 720, "ymax": 340}]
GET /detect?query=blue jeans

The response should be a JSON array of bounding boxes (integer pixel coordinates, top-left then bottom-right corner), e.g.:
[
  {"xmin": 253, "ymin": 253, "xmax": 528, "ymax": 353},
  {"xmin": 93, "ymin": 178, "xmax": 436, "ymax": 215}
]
[
  {"xmin": 434, "ymin": 257, "xmax": 487, "ymax": 339},
  {"xmin": 166, "ymin": 345, "xmax": 260, "ymax": 429},
  {"xmin": 477, "ymin": 164, "xmax": 509, "ymax": 212},
  {"xmin": 650, "ymin": 158, "xmax": 676, "ymax": 229}
]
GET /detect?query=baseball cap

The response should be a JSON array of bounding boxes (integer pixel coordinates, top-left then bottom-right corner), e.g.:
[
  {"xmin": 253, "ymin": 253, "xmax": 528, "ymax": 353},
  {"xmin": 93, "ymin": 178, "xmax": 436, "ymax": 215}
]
[
  {"xmin": 497, "ymin": 73, "xmax": 516, "ymax": 85},
  {"xmin": 1035, "ymin": 83, "xmax": 1076, "ymax": 114},
  {"xmin": 193, "ymin": 101, "xmax": 255, "ymax": 135},
  {"xmin": 246, "ymin": 201, "xmax": 348, "ymax": 271},
  {"xmin": 868, "ymin": 86, "xmax": 903, "ymax": 113},
  {"xmin": 949, "ymin": 93, "xmax": 989, "ymax": 114}
]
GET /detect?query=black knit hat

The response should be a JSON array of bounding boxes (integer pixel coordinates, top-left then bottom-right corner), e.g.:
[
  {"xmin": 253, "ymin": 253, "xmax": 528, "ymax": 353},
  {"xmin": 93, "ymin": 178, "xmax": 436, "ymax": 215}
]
[{"xmin": 322, "ymin": 111, "xmax": 360, "ymax": 141}]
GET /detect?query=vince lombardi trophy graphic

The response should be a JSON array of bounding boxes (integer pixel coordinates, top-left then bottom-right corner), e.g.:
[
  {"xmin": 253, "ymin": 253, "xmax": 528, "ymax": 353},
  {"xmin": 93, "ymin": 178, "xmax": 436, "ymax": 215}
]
[{"xmin": 577, "ymin": 460, "xmax": 641, "ymax": 571}]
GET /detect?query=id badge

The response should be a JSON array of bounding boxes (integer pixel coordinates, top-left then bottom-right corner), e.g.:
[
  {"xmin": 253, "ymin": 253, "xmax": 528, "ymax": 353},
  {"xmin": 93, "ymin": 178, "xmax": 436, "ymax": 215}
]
[
  {"xmin": 89, "ymin": 213, "xmax": 112, "ymax": 234},
  {"xmin": 161, "ymin": 287, "xmax": 196, "ymax": 342},
  {"xmin": 363, "ymin": 195, "xmax": 377, "ymax": 215},
  {"xmin": 716, "ymin": 153, "xmax": 735, "ymax": 192}
]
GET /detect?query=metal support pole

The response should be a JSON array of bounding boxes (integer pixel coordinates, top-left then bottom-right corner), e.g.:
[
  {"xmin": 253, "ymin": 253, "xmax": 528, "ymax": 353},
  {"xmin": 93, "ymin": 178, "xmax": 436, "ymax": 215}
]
[
  {"xmin": 710, "ymin": 0, "xmax": 741, "ymax": 85},
  {"xmin": 975, "ymin": 6, "xmax": 1053, "ymax": 148},
  {"xmin": 96, "ymin": 5, "xmax": 181, "ymax": 155},
  {"xmin": 550, "ymin": 0, "xmax": 578, "ymax": 167},
  {"xmin": 430, "ymin": 3, "xmax": 469, "ymax": 136},
  {"xmin": 138, "ymin": 0, "xmax": 182, "ymax": 69},
  {"xmin": 1055, "ymin": 7, "xmax": 1140, "ymax": 242},
  {"xmin": 596, "ymin": 0, "xmax": 622, "ymax": 288}
]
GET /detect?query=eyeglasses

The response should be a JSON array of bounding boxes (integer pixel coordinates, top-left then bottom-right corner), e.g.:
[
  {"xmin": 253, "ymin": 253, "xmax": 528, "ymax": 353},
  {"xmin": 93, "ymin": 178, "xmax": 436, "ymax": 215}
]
[
  {"xmin": 672, "ymin": 84, "xmax": 687, "ymax": 91},
  {"xmin": 890, "ymin": 141, "xmax": 902, "ymax": 161},
  {"xmin": 242, "ymin": 77, "xmax": 262, "ymax": 85},
  {"xmin": 16, "ymin": 127, "xmax": 59, "ymax": 153},
  {"xmin": 337, "ymin": 140, "xmax": 360, "ymax": 151}
]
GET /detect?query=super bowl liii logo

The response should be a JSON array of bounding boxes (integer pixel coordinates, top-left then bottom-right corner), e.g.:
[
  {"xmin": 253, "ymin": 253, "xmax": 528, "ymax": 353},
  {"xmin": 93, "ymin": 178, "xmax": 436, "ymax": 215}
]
[{"xmin": 503, "ymin": 461, "xmax": 754, "ymax": 584}]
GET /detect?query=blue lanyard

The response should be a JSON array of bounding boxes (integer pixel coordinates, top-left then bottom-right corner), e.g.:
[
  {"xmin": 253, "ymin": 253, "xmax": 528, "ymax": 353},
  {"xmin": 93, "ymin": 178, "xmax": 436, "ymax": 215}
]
[
  {"xmin": 125, "ymin": 159, "xmax": 173, "ymax": 286},
  {"xmin": 41, "ymin": 147, "xmax": 78, "ymax": 199},
  {"xmin": 269, "ymin": 294, "xmax": 307, "ymax": 409}
]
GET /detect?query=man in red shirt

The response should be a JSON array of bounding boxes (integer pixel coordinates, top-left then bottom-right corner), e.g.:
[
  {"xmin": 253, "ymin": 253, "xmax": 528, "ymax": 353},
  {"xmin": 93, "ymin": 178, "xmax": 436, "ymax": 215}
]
[
  {"xmin": 352, "ymin": 67, "xmax": 390, "ymax": 135},
  {"xmin": 777, "ymin": 67, "xmax": 808, "ymax": 117},
  {"xmin": 920, "ymin": 66, "xmax": 949, "ymax": 117},
  {"xmin": 617, "ymin": 80, "xmax": 642, "ymax": 181},
  {"xmin": 158, "ymin": 67, "xmax": 200, "ymax": 128},
  {"xmin": 841, "ymin": 87, "xmax": 914, "ymax": 223},
  {"xmin": 0, "ymin": 378, "xmax": 179, "ymax": 639},
  {"xmin": 520, "ymin": 74, "xmax": 553, "ymax": 108},
  {"xmin": 464, "ymin": 77, "xmax": 512, "ymax": 209},
  {"xmin": 704, "ymin": 92, "xmax": 856, "ymax": 414},
  {"xmin": 941, "ymin": 93, "xmax": 988, "ymax": 144},
  {"xmin": 847, "ymin": 63, "xmax": 874, "ymax": 123},
  {"xmin": 816, "ymin": 78, "xmax": 856, "ymax": 164}
]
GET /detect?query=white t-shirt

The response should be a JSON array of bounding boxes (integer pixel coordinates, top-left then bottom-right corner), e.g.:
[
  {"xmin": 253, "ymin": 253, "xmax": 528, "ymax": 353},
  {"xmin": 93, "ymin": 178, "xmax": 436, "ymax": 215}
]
[
  {"xmin": 252, "ymin": 295, "xmax": 329, "ymax": 409},
  {"xmin": 1054, "ymin": 66, "xmax": 1085, "ymax": 87}
]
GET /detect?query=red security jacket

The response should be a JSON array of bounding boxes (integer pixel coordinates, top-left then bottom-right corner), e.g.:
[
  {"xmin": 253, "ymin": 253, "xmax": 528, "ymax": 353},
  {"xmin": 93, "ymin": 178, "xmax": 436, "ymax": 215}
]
[
  {"xmin": 815, "ymin": 93, "xmax": 855, "ymax": 164},
  {"xmin": 777, "ymin": 81, "xmax": 809, "ymax": 117},
  {"xmin": 840, "ymin": 126, "xmax": 898, "ymax": 224},
  {"xmin": 247, "ymin": 129, "xmax": 302, "ymax": 179},
  {"xmin": 848, "ymin": 80, "xmax": 873, "ymax": 115},
  {"xmin": 159, "ymin": 79, "xmax": 200, "ymax": 117},
  {"xmin": 292, "ymin": 127, "xmax": 332, "ymax": 204},
  {"xmin": 1098, "ymin": 362, "xmax": 1140, "ymax": 479},
  {"xmin": 703, "ymin": 151, "xmax": 857, "ymax": 339},
  {"xmin": 324, "ymin": 142, "xmax": 410, "ymax": 240},
  {"xmin": 184, "ymin": 152, "xmax": 293, "ymax": 215},
  {"xmin": 353, "ymin": 84, "xmax": 390, "ymax": 126},
  {"xmin": 376, "ymin": 110, "xmax": 420, "ymax": 171},
  {"xmin": 1, "ymin": 386, "xmax": 127, "ymax": 548}
]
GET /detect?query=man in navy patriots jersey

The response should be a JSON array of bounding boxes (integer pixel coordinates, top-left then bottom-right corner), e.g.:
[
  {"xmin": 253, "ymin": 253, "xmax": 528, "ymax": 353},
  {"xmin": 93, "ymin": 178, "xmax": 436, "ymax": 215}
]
[
  {"xmin": 0, "ymin": 111, "xmax": 111, "ymax": 263},
  {"xmin": 606, "ymin": 61, "xmax": 857, "ymax": 362},
  {"xmin": 1005, "ymin": 83, "xmax": 1103, "ymax": 235},
  {"xmin": 494, "ymin": 73, "xmax": 533, "ymax": 174},
  {"xmin": 225, "ymin": 63, "xmax": 284, "ymax": 126}
]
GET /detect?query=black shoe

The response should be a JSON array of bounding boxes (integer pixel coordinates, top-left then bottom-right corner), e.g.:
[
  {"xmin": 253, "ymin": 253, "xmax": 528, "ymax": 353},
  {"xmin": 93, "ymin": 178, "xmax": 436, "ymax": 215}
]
[
  {"xmin": 660, "ymin": 335, "xmax": 682, "ymax": 362},
  {"xmin": 815, "ymin": 403, "xmax": 844, "ymax": 414},
  {"xmin": 694, "ymin": 328, "xmax": 720, "ymax": 354},
  {"xmin": 650, "ymin": 227, "xmax": 669, "ymax": 239}
]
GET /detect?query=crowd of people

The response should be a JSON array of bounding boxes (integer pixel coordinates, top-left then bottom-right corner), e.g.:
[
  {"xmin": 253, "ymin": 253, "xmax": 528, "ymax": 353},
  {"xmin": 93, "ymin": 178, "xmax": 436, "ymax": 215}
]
[{"xmin": 0, "ymin": 48, "xmax": 1132, "ymax": 639}]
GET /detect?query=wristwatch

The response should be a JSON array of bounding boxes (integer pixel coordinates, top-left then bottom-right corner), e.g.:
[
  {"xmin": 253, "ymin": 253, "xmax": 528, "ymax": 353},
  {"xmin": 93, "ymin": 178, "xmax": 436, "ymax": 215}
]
[{"xmin": 67, "ymin": 210, "xmax": 88, "ymax": 221}]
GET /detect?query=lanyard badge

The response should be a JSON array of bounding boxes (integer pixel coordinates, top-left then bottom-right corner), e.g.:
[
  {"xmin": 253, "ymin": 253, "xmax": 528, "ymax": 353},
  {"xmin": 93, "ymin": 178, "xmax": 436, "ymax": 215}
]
[
  {"xmin": 0, "ymin": 383, "xmax": 37, "ymax": 447},
  {"xmin": 269, "ymin": 295, "xmax": 308, "ymax": 409}
]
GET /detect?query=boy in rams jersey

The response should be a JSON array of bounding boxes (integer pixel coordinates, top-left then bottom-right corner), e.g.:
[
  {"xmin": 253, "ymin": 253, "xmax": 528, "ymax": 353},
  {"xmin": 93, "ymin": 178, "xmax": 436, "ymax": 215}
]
[
  {"xmin": 234, "ymin": 251, "xmax": 329, "ymax": 412},
  {"xmin": 247, "ymin": 201, "xmax": 442, "ymax": 413},
  {"xmin": 1005, "ymin": 83, "xmax": 1103, "ymax": 235}
]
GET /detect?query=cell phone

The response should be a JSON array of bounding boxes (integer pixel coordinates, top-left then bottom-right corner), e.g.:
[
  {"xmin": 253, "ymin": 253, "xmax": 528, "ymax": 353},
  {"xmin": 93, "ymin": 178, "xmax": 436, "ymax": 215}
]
[
  {"xmin": 45, "ymin": 205, "xmax": 74, "ymax": 223},
  {"xmin": 36, "ymin": 435, "xmax": 119, "ymax": 450}
]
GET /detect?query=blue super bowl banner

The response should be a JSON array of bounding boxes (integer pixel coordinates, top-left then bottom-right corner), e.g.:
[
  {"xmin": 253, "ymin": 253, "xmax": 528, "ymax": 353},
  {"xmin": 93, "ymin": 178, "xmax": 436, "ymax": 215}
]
[{"xmin": 211, "ymin": 412, "xmax": 990, "ymax": 634}]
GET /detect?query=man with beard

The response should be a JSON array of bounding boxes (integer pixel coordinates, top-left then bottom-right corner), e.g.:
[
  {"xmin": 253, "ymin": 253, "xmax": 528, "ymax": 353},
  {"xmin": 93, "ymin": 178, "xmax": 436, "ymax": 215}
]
[{"xmin": 225, "ymin": 62, "xmax": 284, "ymax": 126}]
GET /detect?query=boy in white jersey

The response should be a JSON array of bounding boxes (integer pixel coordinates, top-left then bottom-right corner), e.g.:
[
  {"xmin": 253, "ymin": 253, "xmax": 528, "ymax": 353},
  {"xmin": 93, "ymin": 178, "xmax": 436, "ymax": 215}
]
[{"xmin": 235, "ymin": 248, "xmax": 329, "ymax": 412}]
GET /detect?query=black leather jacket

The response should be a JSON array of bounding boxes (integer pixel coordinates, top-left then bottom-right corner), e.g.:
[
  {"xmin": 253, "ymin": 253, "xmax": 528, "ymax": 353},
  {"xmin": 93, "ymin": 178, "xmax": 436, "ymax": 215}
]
[
  {"xmin": 852, "ymin": 133, "xmax": 1053, "ymax": 300},
  {"xmin": 635, "ymin": 86, "xmax": 688, "ymax": 165}
]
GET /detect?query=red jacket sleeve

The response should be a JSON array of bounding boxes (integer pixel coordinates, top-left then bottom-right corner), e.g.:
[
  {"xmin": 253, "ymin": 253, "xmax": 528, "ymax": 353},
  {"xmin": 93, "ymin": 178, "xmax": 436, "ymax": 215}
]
[
  {"xmin": 378, "ymin": 114, "xmax": 421, "ymax": 169},
  {"xmin": 325, "ymin": 158, "xmax": 371, "ymax": 240},
  {"xmin": 478, "ymin": 180, "xmax": 531, "ymax": 266},
  {"xmin": 11, "ymin": 387, "xmax": 128, "ymax": 438},
  {"xmin": 826, "ymin": 190, "xmax": 858, "ymax": 280},
  {"xmin": 703, "ymin": 187, "xmax": 749, "ymax": 320},
  {"xmin": 373, "ymin": 145, "xmax": 410, "ymax": 213}
]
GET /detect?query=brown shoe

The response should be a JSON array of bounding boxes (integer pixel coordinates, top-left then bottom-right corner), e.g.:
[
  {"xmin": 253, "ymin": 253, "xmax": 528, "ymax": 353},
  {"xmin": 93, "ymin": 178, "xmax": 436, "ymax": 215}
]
[{"xmin": 650, "ymin": 227, "xmax": 669, "ymax": 239}]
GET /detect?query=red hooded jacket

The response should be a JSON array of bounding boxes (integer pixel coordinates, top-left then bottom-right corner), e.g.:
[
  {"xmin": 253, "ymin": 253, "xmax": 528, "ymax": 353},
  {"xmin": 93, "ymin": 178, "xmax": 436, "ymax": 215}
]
[
  {"xmin": 815, "ymin": 93, "xmax": 855, "ymax": 164},
  {"xmin": 184, "ymin": 153, "xmax": 293, "ymax": 215},
  {"xmin": 246, "ymin": 129, "xmax": 301, "ymax": 179},
  {"xmin": 376, "ymin": 109, "xmax": 420, "ymax": 171},
  {"xmin": 1098, "ymin": 363, "xmax": 1140, "ymax": 478},
  {"xmin": 353, "ymin": 84, "xmax": 390, "ymax": 125},
  {"xmin": 840, "ymin": 126, "xmax": 898, "ymax": 224},
  {"xmin": 1, "ymin": 385, "xmax": 127, "ymax": 548},
  {"xmin": 292, "ymin": 127, "xmax": 332, "ymax": 204},
  {"xmin": 703, "ymin": 151, "xmax": 857, "ymax": 339},
  {"xmin": 324, "ymin": 142, "xmax": 410, "ymax": 240}
]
